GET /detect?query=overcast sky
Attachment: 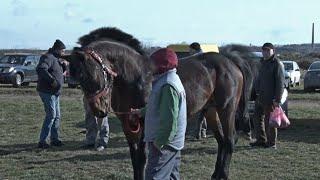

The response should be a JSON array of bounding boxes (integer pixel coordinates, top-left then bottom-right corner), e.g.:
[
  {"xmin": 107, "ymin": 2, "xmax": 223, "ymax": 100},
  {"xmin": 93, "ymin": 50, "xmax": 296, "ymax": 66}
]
[{"xmin": 1, "ymin": 0, "xmax": 320, "ymax": 49}]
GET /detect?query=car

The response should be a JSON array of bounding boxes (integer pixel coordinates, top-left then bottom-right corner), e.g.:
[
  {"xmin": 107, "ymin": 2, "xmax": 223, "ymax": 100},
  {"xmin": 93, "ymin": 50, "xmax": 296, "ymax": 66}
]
[
  {"xmin": 282, "ymin": 61, "xmax": 301, "ymax": 87},
  {"xmin": 0, "ymin": 53, "xmax": 41, "ymax": 87},
  {"xmin": 304, "ymin": 61, "xmax": 320, "ymax": 92}
]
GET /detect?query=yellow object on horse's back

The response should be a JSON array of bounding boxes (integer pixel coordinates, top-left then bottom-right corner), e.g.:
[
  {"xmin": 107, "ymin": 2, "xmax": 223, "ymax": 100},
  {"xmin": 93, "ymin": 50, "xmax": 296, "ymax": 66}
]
[{"xmin": 167, "ymin": 44, "xmax": 219, "ymax": 53}]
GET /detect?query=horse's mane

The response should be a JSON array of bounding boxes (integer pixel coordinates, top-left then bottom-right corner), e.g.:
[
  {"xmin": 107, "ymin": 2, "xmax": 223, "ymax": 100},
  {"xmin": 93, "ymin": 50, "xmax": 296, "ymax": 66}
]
[{"xmin": 78, "ymin": 27, "xmax": 145, "ymax": 55}]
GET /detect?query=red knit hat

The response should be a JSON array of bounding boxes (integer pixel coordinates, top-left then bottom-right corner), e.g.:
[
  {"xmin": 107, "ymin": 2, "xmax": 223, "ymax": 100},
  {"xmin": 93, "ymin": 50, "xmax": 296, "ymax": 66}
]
[{"xmin": 150, "ymin": 48, "xmax": 178, "ymax": 74}]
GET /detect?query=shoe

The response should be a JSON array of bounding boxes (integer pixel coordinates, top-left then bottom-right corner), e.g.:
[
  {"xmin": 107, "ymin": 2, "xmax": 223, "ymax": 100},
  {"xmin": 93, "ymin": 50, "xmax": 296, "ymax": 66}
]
[
  {"xmin": 250, "ymin": 141, "xmax": 267, "ymax": 147},
  {"xmin": 201, "ymin": 131, "xmax": 207, "ymax": 138},
  {"xmin": 50, "ymin": 140, "xmax": 64, "ymax": 147},
  {"xmin": 82, "ymin": 144, "xmax": 95, "ymax": 149},
  {"xmin": 264, "ymin": 143, "xmax": 277, "ymax": 149},
  {"xmin": 38, "ymin": 142, "xmax": 50, "ymax": 149},
  {"xmin": 96, "ymin": 145, "xmax": 106, "ymax": 152}
]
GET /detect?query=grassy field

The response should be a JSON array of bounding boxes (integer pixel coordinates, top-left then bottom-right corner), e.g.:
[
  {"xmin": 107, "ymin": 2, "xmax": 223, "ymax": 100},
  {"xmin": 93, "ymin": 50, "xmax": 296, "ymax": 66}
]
[{"xmin": 0, "ymin": 84, "xmax": 319, "ymax": 180}]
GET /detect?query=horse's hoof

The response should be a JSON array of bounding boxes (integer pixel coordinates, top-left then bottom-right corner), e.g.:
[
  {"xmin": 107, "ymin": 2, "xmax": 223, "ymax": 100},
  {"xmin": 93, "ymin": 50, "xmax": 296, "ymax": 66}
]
[{"xmin": 211, "ymin": 173, "xmax": 218, "ymax": 180}]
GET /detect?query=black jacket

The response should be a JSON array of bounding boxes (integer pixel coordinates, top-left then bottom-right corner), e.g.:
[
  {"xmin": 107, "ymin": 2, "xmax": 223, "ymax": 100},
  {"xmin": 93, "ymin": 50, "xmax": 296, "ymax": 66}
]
[
  {"xmin": 36, "ymin": 49, "xmax": 65, "ymax": 95},
  {"xmin": 256, "ymin": 56, "xmax": 285, "ymax": 106}
]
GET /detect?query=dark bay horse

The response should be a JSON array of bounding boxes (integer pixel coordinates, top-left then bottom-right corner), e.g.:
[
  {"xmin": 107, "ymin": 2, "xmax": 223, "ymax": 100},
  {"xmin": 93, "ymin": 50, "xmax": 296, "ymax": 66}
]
[{"xmin": 66, "ymin": 27, "xmax": 253, "ymax": 180}]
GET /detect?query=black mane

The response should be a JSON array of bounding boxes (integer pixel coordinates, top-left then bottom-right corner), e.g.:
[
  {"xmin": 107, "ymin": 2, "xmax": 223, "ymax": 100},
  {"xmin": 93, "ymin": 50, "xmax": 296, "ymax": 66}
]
[{"xmin": 78, "ymin": 27, "xmax": 145, "ymax": 55}]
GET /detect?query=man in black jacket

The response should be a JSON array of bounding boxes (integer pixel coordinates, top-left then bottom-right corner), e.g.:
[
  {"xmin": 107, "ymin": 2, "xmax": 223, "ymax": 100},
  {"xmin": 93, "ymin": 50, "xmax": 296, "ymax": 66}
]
[
  {"xmin": 189, "ymin": 42, "xmax": 207, "ymax": 139},
  {"xmin": 250, "ymin": 43, "xmax": 284, "ymax": 149},
  {"xmin": 37, "ymin": 39, "xmax": 66, "ymax": 148}
]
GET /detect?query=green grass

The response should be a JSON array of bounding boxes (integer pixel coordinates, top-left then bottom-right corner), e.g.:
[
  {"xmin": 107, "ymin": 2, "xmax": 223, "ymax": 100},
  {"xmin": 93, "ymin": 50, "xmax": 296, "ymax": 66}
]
[{"xmin": 0, "ymin": 85, "xmax": 320, "ymax": 179}]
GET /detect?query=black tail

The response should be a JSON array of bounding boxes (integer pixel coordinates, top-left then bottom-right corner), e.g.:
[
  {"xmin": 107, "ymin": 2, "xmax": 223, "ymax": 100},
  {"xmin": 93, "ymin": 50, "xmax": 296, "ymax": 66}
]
[{"xmin": 220, "ymin": 45, "xmax": 255, "ymax": 132}]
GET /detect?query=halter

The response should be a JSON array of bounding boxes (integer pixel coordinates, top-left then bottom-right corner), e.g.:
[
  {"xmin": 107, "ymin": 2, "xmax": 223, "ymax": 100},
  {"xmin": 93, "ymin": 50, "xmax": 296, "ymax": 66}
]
[
  {"xmin": 83, "ymin": 48, "xmax": 118, "ymax": 103},
  {"xmin": 83, "ymin": 48, "xmax": 142, "ymax": 135}
]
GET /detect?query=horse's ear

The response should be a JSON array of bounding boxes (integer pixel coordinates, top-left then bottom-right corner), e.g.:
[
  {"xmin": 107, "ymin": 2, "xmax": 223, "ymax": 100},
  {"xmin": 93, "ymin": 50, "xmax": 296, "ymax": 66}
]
[
  {"xmin": 65, "ymin": 48, "xmax": 86, "ymax": 63},
  {"xmin": 61, "ymin": 54, "xmax": 72, "ymax": 63}
]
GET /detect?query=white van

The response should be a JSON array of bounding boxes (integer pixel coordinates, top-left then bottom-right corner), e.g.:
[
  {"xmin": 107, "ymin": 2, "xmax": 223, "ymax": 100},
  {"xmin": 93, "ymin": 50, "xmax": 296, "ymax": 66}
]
[{"xmin": 282, "ymin": 61, "xmax": 301, "ymax": 87}]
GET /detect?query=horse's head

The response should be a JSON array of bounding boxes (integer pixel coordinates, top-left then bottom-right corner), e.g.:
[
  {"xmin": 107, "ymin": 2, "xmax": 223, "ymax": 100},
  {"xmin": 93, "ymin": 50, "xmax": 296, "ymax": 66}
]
[{"xmin": 67, "ymin": 47, "xmax": 117, "ymax": 118}]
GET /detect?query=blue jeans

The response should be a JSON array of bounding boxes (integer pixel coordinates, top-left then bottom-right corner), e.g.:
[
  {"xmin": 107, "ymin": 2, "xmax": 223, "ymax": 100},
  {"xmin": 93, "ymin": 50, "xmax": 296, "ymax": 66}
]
[
  {"xmin": 145, "ymin": 143, "xmax": 181, "ymax": 180},
  {"xmin": 38, "ymin": 92, "xmax": 61, "ymax": 143}
]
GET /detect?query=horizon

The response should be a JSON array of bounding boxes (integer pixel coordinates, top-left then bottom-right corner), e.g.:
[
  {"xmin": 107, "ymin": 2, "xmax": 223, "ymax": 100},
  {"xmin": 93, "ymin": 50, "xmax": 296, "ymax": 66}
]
[{"xmin": 1, "ymin": 0, "xmax": 320, "ymax": 49}]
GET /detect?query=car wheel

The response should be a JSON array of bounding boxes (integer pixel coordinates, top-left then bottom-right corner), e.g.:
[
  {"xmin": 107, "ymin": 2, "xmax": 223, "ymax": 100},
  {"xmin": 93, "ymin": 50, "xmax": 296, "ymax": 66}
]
[
  {"xmin": 22, "ymin": 82, "xmax": 30, "ymax": 86},
  {"xmin": 68, "ymin": 84, "xmax": 78, "ymax": 88},
  {"xmin": 13, "ymin": 74, "xmax": 22, "ymax": 88}
]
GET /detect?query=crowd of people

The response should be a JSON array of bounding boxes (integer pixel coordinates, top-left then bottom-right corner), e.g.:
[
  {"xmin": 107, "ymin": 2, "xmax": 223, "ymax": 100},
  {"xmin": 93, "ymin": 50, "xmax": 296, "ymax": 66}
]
[{"xmin": 35, "ymin": 39, "xmax": 284, "ymax": 178}]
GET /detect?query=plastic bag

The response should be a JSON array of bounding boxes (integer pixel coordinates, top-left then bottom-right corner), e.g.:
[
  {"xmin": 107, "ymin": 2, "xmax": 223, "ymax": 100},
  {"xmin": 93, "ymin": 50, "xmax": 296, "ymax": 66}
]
[{"xmin": 269, "ymin": 107, "xmax": 290, "ymax": 128}]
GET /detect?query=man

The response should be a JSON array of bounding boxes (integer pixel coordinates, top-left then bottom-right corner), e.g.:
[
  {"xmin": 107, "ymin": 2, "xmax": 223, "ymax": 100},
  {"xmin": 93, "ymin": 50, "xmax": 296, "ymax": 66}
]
[
  {"xmin": 189, "ymin": 42, "xmax": 207, "ymax": 139},
  {"xmin": 135, "ymin": 48, "xmax": 187, "ymax": 179},
  {"xmin": 250, "ymin": 43, "xmax": 284, "ymax": 149},
  {"xmin": 83, "ymin": 97, "xmax": 109, "ymax": 151},
  {"xmin": 189, "ymin": 42, "xmax": 202, "ymax": 55},
  {"xmin": 37, "ymin": 39, "xmax": 66, "ymax": 149}
]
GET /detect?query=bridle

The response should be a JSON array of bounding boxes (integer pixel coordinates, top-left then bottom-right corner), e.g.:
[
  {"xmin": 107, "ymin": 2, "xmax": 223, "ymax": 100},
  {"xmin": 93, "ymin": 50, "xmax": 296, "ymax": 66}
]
[
  {"xmin": 83, "ymin": 48, "xmax": 118, "ymax": 104},
  {"xmin": 82, "ymin": 48, "xmax": 142, "ymax": 135}
]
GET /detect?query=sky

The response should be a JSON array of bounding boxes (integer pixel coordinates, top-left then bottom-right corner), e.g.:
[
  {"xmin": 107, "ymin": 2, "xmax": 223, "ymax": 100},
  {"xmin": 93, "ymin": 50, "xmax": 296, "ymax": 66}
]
[{"xmin": 1, "ymin": 0, "xmax": 320, "ymax": 49}]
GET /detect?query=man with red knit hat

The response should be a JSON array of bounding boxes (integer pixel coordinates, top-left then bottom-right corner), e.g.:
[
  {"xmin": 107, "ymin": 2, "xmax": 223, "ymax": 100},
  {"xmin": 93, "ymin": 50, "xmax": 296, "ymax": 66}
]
[{"xmin": 134, "ymin": 48, "xmax": 187, "ymax": 179}]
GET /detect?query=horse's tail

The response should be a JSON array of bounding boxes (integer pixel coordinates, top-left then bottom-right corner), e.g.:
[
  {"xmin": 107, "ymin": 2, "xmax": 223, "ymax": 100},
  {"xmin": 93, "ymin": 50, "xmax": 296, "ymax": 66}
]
[{"xmin": 220, "ymin": 45, "xmax": 254, "ymax": 132}]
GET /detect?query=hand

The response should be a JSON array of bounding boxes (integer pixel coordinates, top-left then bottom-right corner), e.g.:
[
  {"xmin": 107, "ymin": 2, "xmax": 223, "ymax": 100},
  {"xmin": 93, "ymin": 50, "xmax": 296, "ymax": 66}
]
[
  {"xmin": 152, "ymin": 142, "xmax": 162, "ymax": 152},
  {"xmin": 130, "ymin": 108, "xmax": 142, "ymax": 118},
  {"xmin": 51, "ymin": 80, "xmax": 58, "ymax": 88},
  {"xmin": 272, "ymin": 101, "xmax": 280, "ymax": 110}
]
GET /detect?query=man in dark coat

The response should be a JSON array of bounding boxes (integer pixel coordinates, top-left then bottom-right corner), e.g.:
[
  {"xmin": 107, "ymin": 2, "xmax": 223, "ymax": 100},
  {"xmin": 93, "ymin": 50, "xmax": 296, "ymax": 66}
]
[
  {"xmin": 37, "ymin": 39, "xmax": 66, "ymax": 148},
  {"xmin": 189, "ymin": 42, "xmax": 207, "ymax": 139},
  {"xmin": 250, "ymin": 43, "xmax": 285, "ymax": 149}
]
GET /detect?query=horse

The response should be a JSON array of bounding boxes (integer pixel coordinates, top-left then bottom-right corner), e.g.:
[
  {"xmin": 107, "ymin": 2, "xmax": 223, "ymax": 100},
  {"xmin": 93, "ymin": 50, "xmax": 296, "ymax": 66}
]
[{"xmin": 66, "ymin": 27, "xmax": 253, "ymax": 180}]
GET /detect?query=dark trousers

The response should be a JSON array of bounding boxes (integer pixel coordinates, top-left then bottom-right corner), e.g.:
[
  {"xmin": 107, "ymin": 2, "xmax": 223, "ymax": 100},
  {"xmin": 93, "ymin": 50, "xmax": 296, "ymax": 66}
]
[
  {"xmin": 253, "ymin": 101, "xmax": 277, "ymax": 145},
  {"xmin": 195, "ymin": 111, "xmax": 207, "ymax": 138},
  {"xmin": 145, "ymin": 143, "xmax": 181, "ymax": 180}
]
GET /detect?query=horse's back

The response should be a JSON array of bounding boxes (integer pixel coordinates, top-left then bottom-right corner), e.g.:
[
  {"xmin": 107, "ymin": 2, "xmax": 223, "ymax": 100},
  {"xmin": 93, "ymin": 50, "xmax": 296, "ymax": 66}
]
[{"xmin": 177, "ymin": 52, "xmax": 243, "ymax": 115}]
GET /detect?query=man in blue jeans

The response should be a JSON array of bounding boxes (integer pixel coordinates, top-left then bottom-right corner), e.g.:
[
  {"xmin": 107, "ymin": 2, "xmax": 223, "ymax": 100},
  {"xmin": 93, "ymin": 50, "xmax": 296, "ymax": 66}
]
[{"xmin": 36, "ymin": 39, "xmax": 66, "ymax": 149}]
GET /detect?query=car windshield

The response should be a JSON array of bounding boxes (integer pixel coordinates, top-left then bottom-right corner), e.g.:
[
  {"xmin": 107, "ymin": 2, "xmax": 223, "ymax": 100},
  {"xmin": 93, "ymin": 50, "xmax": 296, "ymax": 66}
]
[
  {"xmin": 283, "ymin": 63, "xmax": 293, "ymax": 71},
  {"xmin": 309, "ymin": 62, "xmax": 320, "ymax": 70},
  {"xmin": 0, "ymin": 55, "xmax": 26, "ymax": 65}
]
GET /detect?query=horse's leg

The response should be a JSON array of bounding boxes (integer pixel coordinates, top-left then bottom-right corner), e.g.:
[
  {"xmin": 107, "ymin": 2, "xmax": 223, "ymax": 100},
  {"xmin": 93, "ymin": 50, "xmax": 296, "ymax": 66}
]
[
  {"xmin": 204, "ymin": 107, "xmax": 225, "ymax": 180},
  {"xmin": 137, "ymin": 132, "xmax": 146, "ymax": 179},
  {"xmin": 128, "ymin": 142, "xmax": 139, "ymax": 180},
  {"xmin": 217, "ymin": 101, "xmax": 237, "ymax": 180},
  {"xmin": 128, "ymin": 136, "xmax": 146, "ymax": 180}
]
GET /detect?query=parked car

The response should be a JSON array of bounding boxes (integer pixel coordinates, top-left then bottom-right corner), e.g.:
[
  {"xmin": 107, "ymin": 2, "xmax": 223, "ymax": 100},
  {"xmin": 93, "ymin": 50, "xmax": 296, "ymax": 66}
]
[
  {"xmin": 304, "ymin": 61, "xmax": 320, "ymax": 92},
  {"xmin": 0, "ymin": 53, "xmax": 41, "ymax": 87},
  {"xmin": 282, "ymin": 61, "xmax": 301, "ymax": 87}
]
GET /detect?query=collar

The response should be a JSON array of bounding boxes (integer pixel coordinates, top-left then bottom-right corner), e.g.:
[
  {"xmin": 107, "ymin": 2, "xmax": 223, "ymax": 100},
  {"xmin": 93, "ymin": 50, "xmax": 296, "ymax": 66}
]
[{"xmin": 153, "ymin": 68, "xmax": 177, "ymax": 82}]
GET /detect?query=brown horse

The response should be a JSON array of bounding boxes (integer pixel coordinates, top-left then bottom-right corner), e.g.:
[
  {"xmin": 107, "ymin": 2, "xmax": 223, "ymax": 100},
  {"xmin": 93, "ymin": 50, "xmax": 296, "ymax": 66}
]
[{"xmin": 66, "ymin": 27, "xmax": 251, "ymax": 180}]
